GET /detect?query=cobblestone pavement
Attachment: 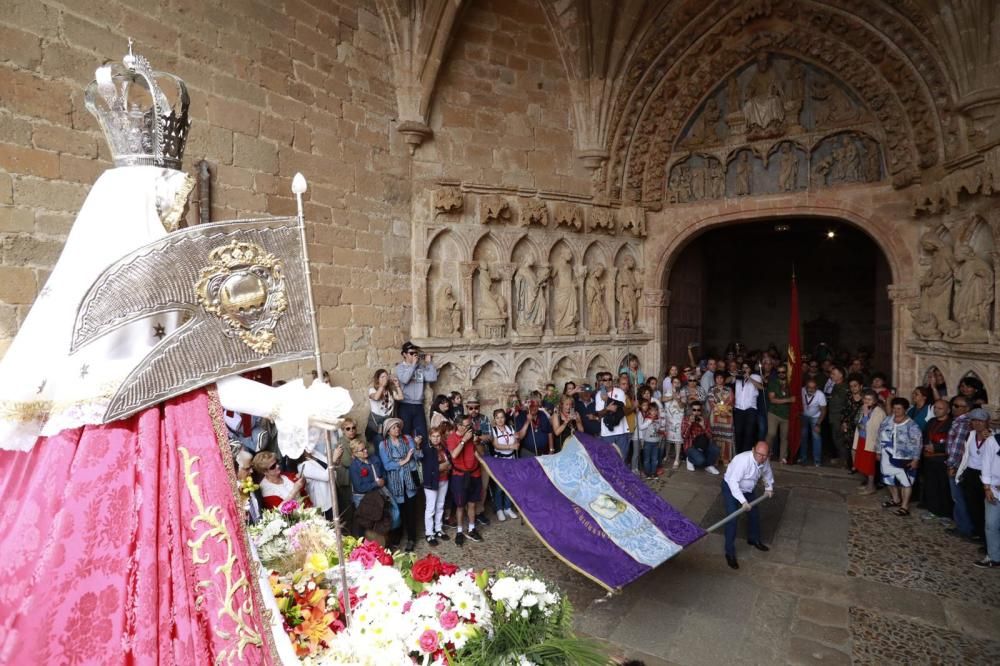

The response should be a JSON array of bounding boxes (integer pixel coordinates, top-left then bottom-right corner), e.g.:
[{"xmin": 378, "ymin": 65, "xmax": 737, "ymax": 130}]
[{"xmin": 407, "ymin": 463, "xmax": 1000, "ymax": 664}]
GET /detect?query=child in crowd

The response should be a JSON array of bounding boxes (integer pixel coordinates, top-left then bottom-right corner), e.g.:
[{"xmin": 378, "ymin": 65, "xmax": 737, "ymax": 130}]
[
  {"xmin": 637, "ymin": 400, "xmax": 665, "ymax": 480},
  {"xmin": 421, "ymin": 426, "xmax": 452, "ymax": 546},
  {"xmin": 489, "ymin": 409, "xmax": 520, "ymax": 521}
]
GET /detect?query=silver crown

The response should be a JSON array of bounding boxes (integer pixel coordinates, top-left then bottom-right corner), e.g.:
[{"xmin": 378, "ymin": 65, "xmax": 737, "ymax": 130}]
[{"xmin": 85, "ymin": 39, "xmax": 190, "ymax": 170}]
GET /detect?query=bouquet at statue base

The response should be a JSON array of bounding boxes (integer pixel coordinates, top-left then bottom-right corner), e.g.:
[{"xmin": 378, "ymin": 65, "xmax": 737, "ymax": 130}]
[{"xmin": 255, "ymin": 509, "xmax": 605, "ymax": 665}]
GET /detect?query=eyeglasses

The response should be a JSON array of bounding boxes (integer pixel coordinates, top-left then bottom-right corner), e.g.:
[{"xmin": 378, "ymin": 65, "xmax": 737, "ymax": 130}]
[
  {"xmin": 268, "ymin": 463, "xmax": 279, "ymax": 471},
  {"xmin": 691, "ymin": 408, "xmax": 702, "ymax": 412},
  {"xmin": 343, "ymin": 426, "xmax": 356, "ymax": 431}
]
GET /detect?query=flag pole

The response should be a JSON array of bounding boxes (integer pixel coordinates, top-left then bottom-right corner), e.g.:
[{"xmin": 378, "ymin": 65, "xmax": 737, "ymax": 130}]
[
  {"xmin": 704, "ymin": 494, "xmax": 769, "ymax": 533},
  {"xmin": 292, "ymin": 173, "xmax": 351, "ymax": 627}
]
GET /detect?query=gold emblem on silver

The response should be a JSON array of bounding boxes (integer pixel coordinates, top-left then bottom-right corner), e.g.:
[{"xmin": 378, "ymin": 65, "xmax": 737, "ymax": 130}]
[{"xmin": 195, "ymin": 241, "xmax": 287, "ymax": 355}]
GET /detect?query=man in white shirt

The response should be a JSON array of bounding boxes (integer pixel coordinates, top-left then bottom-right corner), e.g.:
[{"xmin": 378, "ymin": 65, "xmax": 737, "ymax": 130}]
[
  {"xmin": 699, "ymin": 358, "xmax": 717, "ymax": 394},
  {"xmin": 798, "ymin": 378, "xmax": 828, "ymax": 466},
  {"xmin": 733, "ymin": 362, "xmax": 764, "ymax": 455},
  {"xmin": 722, "ymin": 440, "xmax": 775, "ymax": 569},
  {"xmin": 957, "ymin": 408, "xmax": 993, "ymax": 545},
  {"xmin": 975, "ymin": 414, "xmax": 1000, "ymax": 568}
]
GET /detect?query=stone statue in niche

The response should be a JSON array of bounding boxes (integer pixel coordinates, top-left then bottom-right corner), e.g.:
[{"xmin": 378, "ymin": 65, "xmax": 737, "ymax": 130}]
[
  {"xmin": 778, "ymin": 144, "xmax": 798, "ymax": 191},
  {"xmin": 617, "ymin": 256, "xmax": 642, "ymax": 332},
  {"xmin": 743, "ymin": 53, "xmax": 784, "ymax": 136},
  {"xmin": 911, "ymin": 230, "xmax": 957, "ymax": 340},
  {"xmin": 843, "ymin": 138, "xmax": 861, "ymax": 182},
  {"xmin": 708, "ymin": 159, "xmax": 725, "ymax": 198},
  {"xmin": 691, "ymin": 164, "xmax": 706, "ymax": 200},
  {"xmin": 433, "ymin": 284, "xmax": 462, "ymax": 337},
  {"xmin": 554, "ymin": 204, "xmax": 584, "ymax": 232},
  {"xmin": 552, "ymin": 250, "xmax": 579, "ymax": 336},
  {"xmin": 477, "ymin": 262, "xmax": 508, "ymax": 338},
  {"xmin": 863, "ymin": 140, "xmax": 881, "ymax": 182},
  {"xmin": 735, "ymin": 152, "xmax": 752, "ymax": 196},
  {"xmin": 433, "ymin": 187, "xmax": 463, "ymax": 216},
  {"xmin": 514, "ymin": 259, "xmax": 550, "ymax": 336},
  {"xmin": 588, "ymin": 208, "xmax": 616, "ymax": 234},
  {"xmin": 586, "ymin": 265, "xmax": 610, "ymax": 334},
  {"xmin": 518, "ymin": 200, "xmax": 548, "ymax": 228},
  {"xmin": 948, "ymin": 224, "xmax": 995, "ymax": 343},
  {"xmin": 479, "ymin": 196, "xmax": 512, "ymax": 225}
]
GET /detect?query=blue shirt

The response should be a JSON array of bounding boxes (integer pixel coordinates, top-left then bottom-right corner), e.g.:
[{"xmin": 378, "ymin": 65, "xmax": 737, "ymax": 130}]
[
  {"xmin": 575, "ymin": 398, "xmax": 601, "ymax": 437},
  {"xmin": 514, "ymin": 411, "xmax": 552, "ymax": 453},
  {"xmin": 349, "ymin": 456, "xmax": 384, "ymax": 495}
]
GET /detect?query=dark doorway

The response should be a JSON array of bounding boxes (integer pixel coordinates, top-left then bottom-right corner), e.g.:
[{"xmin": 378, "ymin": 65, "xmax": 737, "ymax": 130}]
[{"xmin": 664, "ymin": 218, "xmax": 892, "ymax": 374}]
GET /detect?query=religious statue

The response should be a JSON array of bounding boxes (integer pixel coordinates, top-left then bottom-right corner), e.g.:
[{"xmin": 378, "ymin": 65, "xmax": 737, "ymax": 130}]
[
  {"xmin": 778, "ymin": 144, "xmax": 798, "ymax": 191},
  {"xmin": 617, "ymin": 256, "xmax": 642, "ymax": 332},
  {"xmin": 586, "ymin": 265, "xmax": 611, "ymax": 334},
  {"xmin": 552, "ymin": 251, "xmax": 579, "ymax": 336},
  {"xmin": 743, "ymin": 53, "xmax": 784, "ymax": 134},
  {"xmin": 477, "ymin": 261, "xmax": 507, "ymax": 321},
  {"xmin": 514, "ymin": 259, "xmax": 549, "ymax": 336},
  {"xmin": 708, "ymin": 159, "xmax": 725, "ymax": 198},
  {"xmin": 948, "ymin": 239, "xmax": 994, "ymax": 343},
  {"xmin": 843, "ymin": 137, "xmax": 861, "ymax": 182},
  {"xmin": 911, "ymin": 230, "xmax": 957, "ymax": 340},
  {"xmin": 735, "ymin": 152, "xmax": 752, "ymax": 196},
  {"xmin": 433, "ymin": 284, "xmax": 462, "ymax": 337},
  {"xmin": 863, "ymin": 140, "xmax": 881, "ymax": 182}
]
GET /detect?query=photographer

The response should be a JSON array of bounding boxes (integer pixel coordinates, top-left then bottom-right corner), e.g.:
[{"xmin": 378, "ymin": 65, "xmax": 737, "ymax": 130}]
[
  {"xmin": 733, "ymin": 362, "xmax": 764, "ymax": 454},
  {"xmin": 596, "ymin": 384, "xmax": 630, "ymax": 459},
  {"xmin": 394, "ymin": 341, "xmax": 438, "ymax": 441},
  {"xmin": 681, "ymin": 401, "xmax": 720, "ymax": 474}
]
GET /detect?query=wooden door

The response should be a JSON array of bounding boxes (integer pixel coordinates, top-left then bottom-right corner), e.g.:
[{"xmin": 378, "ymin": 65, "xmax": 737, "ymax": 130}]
[{"xmin": 666, "ymin": 241, "xmax": 704, "ymax": 367}]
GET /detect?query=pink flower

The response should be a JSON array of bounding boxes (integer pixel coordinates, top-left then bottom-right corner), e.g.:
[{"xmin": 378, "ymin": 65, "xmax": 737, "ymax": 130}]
[
  {"xmin": 419, "ymin": 629, "xmax": 439, "ymax": 653},
  {"xmin": 435, "ymin": 601, "xmax": 446, "ymax": 613},
  {"xmin": 279, "ymin": 499, "xmax": 299, "ymax": 515},
  {"xmin": 403, "ymin": 601, "xmax": 413, "ymax": 612},
  {"xmin": 439, "ymin": 610, "xmax": 459, "ymax": 630}
]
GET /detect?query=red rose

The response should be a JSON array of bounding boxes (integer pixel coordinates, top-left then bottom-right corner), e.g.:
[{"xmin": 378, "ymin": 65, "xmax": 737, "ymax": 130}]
[
  {"xmin": 411, "ymin": 558, "xmax": 439, "ymax": 583},
  {"xmin": 360, "ymin": 467, "xmax": 369, "ymax": 477},
  {"xmin": 438, "ymin": 560, "xmax": 458, "ymax": 576}
]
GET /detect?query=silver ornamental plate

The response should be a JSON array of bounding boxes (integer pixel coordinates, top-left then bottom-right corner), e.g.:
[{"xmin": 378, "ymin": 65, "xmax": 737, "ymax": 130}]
[{"xmin": 71, "ymin": 216, "xmax": 316, "ymax": 422}]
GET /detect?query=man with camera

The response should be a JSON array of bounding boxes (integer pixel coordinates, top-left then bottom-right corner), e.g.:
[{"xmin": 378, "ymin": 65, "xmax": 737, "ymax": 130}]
[
  {"xmin": 733, "ymin": 362, "xmax": 764, "ymax": 454},
  {"xmin": 681, "ymin": 400, "xmax": 719, "ymax": 474},
  {"xmin": 395, "ymin": 341, "xmax": 438, "ymax": 441}
]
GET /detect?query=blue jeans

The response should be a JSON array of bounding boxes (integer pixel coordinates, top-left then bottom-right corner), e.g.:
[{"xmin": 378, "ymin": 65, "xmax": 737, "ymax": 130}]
[
  {"xmin": 986, "ymin": 498, "xmax": 1000, "ymax": 562},
  {"xmin": 642, "ymin": 440, "xmax": 660, "ymax": 475},
  {"xmin": 949, "ymin": 474, "xmax": 974, "ymax": 537},
  {"xmin": 604, "ymin": 433, "xmax": 630, "ymax": 459},
  {"xmin": 687, "ymin": 443, "xmax": 719, "ymax": 468},
  {"xmin": 398, "ymin": 402, "xmax": 428, "ymax": 440},
  {"xmin": 493, "ymin": 484, "xmax": 512, "ymax": 512},
  {"xmin": 799, "ymin": 415, "xmax": 822, "ymax": 464},
  {"xmin": 722, "ymin": 480, "xmax": 760, "ymax": 557}
]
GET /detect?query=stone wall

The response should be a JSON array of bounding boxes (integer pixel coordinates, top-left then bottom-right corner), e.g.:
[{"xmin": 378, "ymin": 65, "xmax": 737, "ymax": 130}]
[{"xmin": 0, "ymin": 0, "xmax": 412, "ymax": 410}]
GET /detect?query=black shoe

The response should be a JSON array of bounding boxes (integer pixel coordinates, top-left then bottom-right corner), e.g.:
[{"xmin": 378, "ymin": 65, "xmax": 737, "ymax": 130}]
[
  {"xmin": 967, "ymin": 534, "xmax": 984, "ymax": 543},
  {"xmin": 455, "ymin": 532, "xmax": 465, "ymax": 547},
  {"xmin": 726, "ymin": 554, "xmax": 739, "ymax": 570},
  {"xmin": 972, "ymin": 558, "xmax": 1000, "ymax": 569},
  {"xmin": 476, "ymin": 512, "xmax": 491, "ymax": 526},
  {"xmin": 436, "ymin": 530, "xmax": 450, "ymax": 542},
  {"xmin": 748, "ymin": 541, "xmax": 770, "ymax": 552},
  {"xmin": 425, "ymin": 535, "xmax": 439, "ymax": 547},
  {"xmin": 466, "ymin": 528, "xmax": 484, "ymax": 542},
  {"xmin": 405, "ymin": 540, "xmax": 415, "ymax": 552}
]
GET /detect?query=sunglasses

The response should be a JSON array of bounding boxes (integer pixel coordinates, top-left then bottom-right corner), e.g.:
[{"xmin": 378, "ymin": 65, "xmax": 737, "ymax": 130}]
[
  {"xmin": 268, "ymin": 463, "xmax": 279, "ymax": 471},
  {"xmin": 343, "ymin": 426, "xmax": 356, "ymax": 431}
]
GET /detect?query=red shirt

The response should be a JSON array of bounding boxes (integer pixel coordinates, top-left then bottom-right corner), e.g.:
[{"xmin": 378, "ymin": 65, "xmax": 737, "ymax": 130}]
[
  {"xmin": 446, "ymin": 432, "xmax": 480, "ymax": 477},
  {"xmin": 681, "ymin": 415, "xmax": 713, "ymax": 454}
]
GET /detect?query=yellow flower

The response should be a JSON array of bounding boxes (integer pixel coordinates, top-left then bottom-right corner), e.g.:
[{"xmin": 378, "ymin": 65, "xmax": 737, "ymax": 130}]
[{"xmin": 303, "ymin": 551, "xmax": 330, "ymax": 574}]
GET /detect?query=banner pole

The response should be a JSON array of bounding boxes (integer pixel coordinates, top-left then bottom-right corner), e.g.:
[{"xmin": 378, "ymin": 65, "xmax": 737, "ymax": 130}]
[{"xmin": 704, "ymin": 493, "xmax": 769, "ymax": 534}]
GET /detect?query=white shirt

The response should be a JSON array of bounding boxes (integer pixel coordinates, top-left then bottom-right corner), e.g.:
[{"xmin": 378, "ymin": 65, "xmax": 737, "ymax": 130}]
[
  {"xmin": 700, "ymin": 370, "xmax": 714, "ymax": 394},
  {"xmin": 723, "ymin": 450, "xmax": 775, "ymax": 504},
  {"xmin": 368, "ymin": 386, "xmax": 395, "ymax": 417},
  {"xmin": 734, "ymin": 375, "xmax": 762, "ymax": 410},
  {"xmin": 596, "ymin": 387, "xmax": 629, "ymax": 436},
  {"xmin": 801, "ymin": 388, "xmax": 827, "ymax": 419},
  {"xmin": 298, "ymin": 458, "xmax": 333, "ymax": 511},
  {"xmin": 662, "ymin": 378, "xmax": 675, "ymax": 398},
  {"xmin": 980, "ymin": 434, "xmax": 1000, "ymax": 496}
]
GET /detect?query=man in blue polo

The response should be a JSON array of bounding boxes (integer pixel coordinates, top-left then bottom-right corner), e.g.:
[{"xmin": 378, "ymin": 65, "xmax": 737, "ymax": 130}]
[{"xmin": 395, "ymin": 341, "xmax": 437, "ymax": 440}]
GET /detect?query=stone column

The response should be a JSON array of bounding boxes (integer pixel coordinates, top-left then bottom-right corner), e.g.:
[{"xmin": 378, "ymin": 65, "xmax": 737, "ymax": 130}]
[
  {"xmin": 644, "ymin": 288, "xmax": 669, "ymax": 378},
  {"xmin": 413, "ymin": 258, "xmax": 432, "ymax": 338},
  {"xmin": 574, "ymin": 264, "xmax": 587, "ymax": 338},
  {"xmin": 541, "ymin": 263, "xmax": 554, "ymax": 337},
  {"xmin": 887, "ymin": 283, "xmax": 918, "ymax": 390},
  {"xmin": 459, "ymin": 261, "xmax": 478, "ymax": 339},
  {"xmin": 608, "ymin": 266, "xmax": 620, "ymax": 334}
]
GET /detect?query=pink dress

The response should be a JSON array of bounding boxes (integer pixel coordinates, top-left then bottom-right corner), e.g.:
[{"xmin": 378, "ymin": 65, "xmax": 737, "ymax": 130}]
[{"xmin": 0, "ymin": 388, "xmax": 278, "ymax": 665}]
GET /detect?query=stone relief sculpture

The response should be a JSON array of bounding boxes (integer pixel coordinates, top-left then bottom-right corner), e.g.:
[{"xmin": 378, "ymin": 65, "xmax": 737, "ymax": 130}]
[
  {"xmin": 514, "ymin": 259, "xmax": 550, "ymax": 336},
  {"xmin": 518, "ymin": 200, "xmax": 548, "ymax": 228},
  {"xmin": 617, "ymin": 256, "xmax": 642, "ymax": 332},
  {"xmin": 589, "ymin": 208, "xmax": 616, "ymax": 234},
  {"xmin": 619, "ymin": 206, "xmax": 646, "ymax": 237},
  {"xmin": 433, "ymin": 186, "xmax": 463, "ymax": 215},
  {"xmin": 911, "ymin": 230, "xmax": 957, "ymax": 340},
  {"xmin": 554, "ymin": 204, "xmax": 584, "ymax": 232},
  {"xmin": 477, "ymin": 261, "xmax": 508, "ymax": 338},
  {"xmin": 433, "ymin": 284, "xmax": 462, "ymax": 337},
  {"xmin": 948, "ymin": 232, "xmax": 994, "ymax": 343},
  {"xmin": 735, "ymin": 152, "xmax": 752, "ymax": 195},
  {"xmin": 586, "ymin": 265, "xmax": 610, "ymax": 334},
  {"xmin": 778, "ymin": 143, "xmax": 798, "ymax": 191},
  {"xmin": 743, "ymin": 53, "xmax": 784, "ymax": 135},
  {"xmin": 479, "ymin": 196, "xmax": 512, "ymax": 225},
  {"xmin": 552, "ymin": 251, "xmax": 579, "ymax": 336}
]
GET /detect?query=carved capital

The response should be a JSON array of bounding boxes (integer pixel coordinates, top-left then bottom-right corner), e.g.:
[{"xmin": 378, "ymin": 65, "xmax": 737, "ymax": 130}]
[
  {"xmin": 397, "ymin": 120, "xmax": 433, "ymax": 155},
  {"xmin": 577, "ymin": 148, "xmax": 609, "ymax": 170},
  {"xmin": 458, "ymin": 261, "xmax": 479, "ymax": 280},
  {"xmin": 643, "ymin": 288, "xmax": 668, "ymax": 307},
  {"xmin": 587, "ymin": 207, "xmax": 616, "ymax": 234},
  {"xmin": 479, "ymin": 196, "xmax": 512, "ymax": 225},
  {"xmin": 553, "ymin": 203, "xmax": 584, "ymax": 232},
  {"xmin": 619, "ymin": 206, "xmax": 646, "ymax": 237},
  {"xmin": 518, "ymin": 200, "xmax": 549, "ymax": 228},
  {"xmin": 432, "ymin": 186, "xmax": 463, "ymax": 216},
  {"xmin": 494, "ymin": 262, "xmax": 517, "ymax": 280},
  {"xmin": 414, "ymin": 258, "xmax": 433, "ymax": 279}
]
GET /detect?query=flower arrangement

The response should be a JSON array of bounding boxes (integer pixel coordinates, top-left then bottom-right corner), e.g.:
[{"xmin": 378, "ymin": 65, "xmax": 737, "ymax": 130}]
[{"xmin": 259, "ymin": 518, "xmax": 604, "ymax": 665}]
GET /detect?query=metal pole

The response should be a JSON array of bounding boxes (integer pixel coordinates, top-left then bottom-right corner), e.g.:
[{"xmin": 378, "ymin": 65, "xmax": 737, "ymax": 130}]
[
  {"xmin": 704, "ymin": 493, "xmax": 769, "ymax": 534},
  {"xmin": 292, "ymin": 173, "xmax": 351, "ymax": 627}
]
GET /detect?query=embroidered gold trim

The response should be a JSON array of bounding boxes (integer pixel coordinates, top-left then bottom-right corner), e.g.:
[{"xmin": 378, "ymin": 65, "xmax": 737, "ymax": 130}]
[
  {"xmin": 207, "ymin": 387, "xmax": 283, "ymax": 665},
  {"xmin": 180, "ymin": 443, "xmax": 262, "ymax": 662},
  {"xmin": 161, "ymin": 173, "xmax": 195, "ymax": 232},
  {"xmin": 0, "ymin": 384, "xmax": 117, "ymax": 424}
]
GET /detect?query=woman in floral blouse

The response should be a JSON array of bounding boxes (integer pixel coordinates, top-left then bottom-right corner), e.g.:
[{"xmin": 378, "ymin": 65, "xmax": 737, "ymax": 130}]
[{"xmin": 706, "ymin": 371, "xmax": 734, "ymax": 465}]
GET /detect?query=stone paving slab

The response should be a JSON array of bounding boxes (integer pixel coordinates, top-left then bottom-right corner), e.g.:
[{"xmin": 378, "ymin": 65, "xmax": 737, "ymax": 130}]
[{"xmin": 850, "ymin": 607, "xmax": 1000, "ymax": 665}]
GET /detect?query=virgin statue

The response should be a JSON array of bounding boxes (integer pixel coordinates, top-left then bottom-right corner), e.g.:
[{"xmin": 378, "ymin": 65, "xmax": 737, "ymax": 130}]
[{"xmin": 552, "ymin": 251, "xmax": 579, "ymax": 335}]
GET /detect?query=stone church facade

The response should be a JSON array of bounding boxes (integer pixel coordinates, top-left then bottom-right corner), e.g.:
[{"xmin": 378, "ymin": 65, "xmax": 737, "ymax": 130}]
[{"xmin": 1, "ymin": 0, "xmax": 998, "ymax": 414}]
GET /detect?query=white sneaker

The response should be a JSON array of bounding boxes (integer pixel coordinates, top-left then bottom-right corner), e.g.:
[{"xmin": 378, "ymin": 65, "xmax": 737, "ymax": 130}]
[
  {"xmin": 686, "ymin": 461, "xmax": 695, "ymax": 472},
  {"xmin": 505, "ymin": 508, "xmax": 518, "ymax": 520},
  {"xmin": 706, "ymin": 465, "xmax": 720, "ymax": 475},
  {"xmin": 496, "ymin": 510, "xmax": 506, "ymax": 522}
]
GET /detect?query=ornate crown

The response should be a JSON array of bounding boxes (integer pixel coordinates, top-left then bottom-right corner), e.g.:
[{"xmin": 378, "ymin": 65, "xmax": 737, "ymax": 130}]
[{"xmin": 85, "ymin": 39, "xmax": 190, "ymax": 169}]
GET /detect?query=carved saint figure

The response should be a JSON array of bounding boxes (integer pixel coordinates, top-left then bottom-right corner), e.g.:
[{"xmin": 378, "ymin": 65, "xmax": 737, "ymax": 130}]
[
  {"xmin": 863, "ymin": 141, "xmax": 881, "ymax": 182},
  {"xmin": 617, "ymin": 256, "xmax": 642, "ymax": 332},
  {"xmin": 743, "ymin": 53, "xmax": 784, "ymax": 132},
  {"xmin": 911, "ymin": 231, "xmax": 956, "ymax": 340},
  {"xmin": 949, "ymin": 242, "xmax": 994, "ymax": 341},
  {"xmin": 514, "ymin": 259, "xmax": 549, "ymax": 334},
  {"xmin": 735, "ymin": 152, "xmax": 752, "ymax": 196},
  {"xmin": 433, "ymin": 284, "xmax": 462, "ymax": 337},
  {"xmin": 843, "ymin": 138, "xmax": 860, "ymax": 182},
  {"xmin": 586, "ymin": 265, "xmax": 610, "ymax": 334},
  {"xmin": 552, "ymin": 251, "xmax": 579, "ymax": 336},
  {"xmin": 477, "ymin": 262, "xmax": 507, "ymax": 320},
  {"xmin": 778, "ymin": 144, "xmax": 798, "ymax": 191},
  {"xmin": 709, "ymin": 159, "xmax": 725, "ymax": 198}
]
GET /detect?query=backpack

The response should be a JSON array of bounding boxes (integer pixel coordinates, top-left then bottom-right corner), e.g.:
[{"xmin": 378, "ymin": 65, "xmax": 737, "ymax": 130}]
[{"xmin": 602, "ymin": 399, "xmax": 625, "ymax": 429}]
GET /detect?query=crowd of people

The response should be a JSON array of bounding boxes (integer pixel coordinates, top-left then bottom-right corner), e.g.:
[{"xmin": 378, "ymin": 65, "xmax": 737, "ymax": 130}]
[{"xmin": 232, "ymin": 340, "xmax": 999, "ymax": 570}]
